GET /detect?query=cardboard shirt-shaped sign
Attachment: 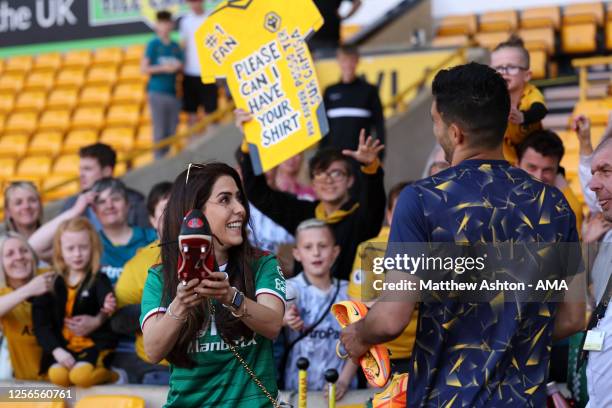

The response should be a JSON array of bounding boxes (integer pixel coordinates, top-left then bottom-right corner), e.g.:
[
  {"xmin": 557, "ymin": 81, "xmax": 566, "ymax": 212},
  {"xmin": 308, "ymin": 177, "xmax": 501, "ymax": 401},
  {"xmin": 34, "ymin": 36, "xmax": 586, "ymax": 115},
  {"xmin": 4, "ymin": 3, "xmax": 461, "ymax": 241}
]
[{"xmin": 195, "ymin": 0, "xmax": 329, "ymax": 174}]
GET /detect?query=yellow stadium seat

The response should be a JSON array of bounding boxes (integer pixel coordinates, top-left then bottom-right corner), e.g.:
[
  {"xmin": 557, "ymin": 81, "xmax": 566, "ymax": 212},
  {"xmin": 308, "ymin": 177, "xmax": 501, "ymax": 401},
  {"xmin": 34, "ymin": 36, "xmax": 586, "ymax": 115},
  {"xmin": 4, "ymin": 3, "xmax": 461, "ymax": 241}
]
[
  {"xmin": 55, "ymin": 68, "xmax": 86, "ymax": 88},
  {"xmin": 52, "ymin": 154, "xmax": 80, "ymax": 176},
  {"xmin": 0, "ymin": 113, "xmax": 4, "ymax": 134},
  {"xmin": 16, "ymin": 155, "xmax": 52, "ymax": 178},
  {"xmin": 0, "ymin": 157, "xmax": 17, "ymax": 178},
  {"xmin": 4, "ymin": 112, "xmax": 37, "ymax": 134},
  {"xmin": 518, "ymin": 27, "xmax": 555, "ymax": 55},
  {"xmin": 112, "ymin": 83, "xmax": 145, "ymax": 104},
  {"xmin": 557, "ymin": 130, "xmax": 579, "ymax": 154},
  {"xmin": 14, "ymin": 91, "xmax": 47, "ymax": 112},
  {"xmin": 75, "ymin": 395, "xmax": 145, "ymax": 408},
  {"xmin": 47, "ymin": 88, "xmax": 79, "ymax": 110},
  {"xmin": 124, "ymin": 44, "xmax": 146, "ymax": 63},
  {"xmin": 479, "ymin": 10, "xmax": 518, "ymax": 33},
  {"xmin": 474, "ymin": 31, "xmax": 511, "ymax": 50},
  {"xmin": 573, "ymin": 101, "xmax": 610, "ymax": 125},
  {"xmin": 100, "ymin": 127, "xmax": 135, "ymax": 152},
  {"xmin": 118, "ymin": 63, "xmax": 146, "ymax": 83},
  {"xmin": 564, "ymin": 2, "xmax": 604, "ymax": 26},
  {"xmin": 521, "ymin": 6, "xmax": 560, "ymax": 29},
  {"xmin": 34, "ymin": 52, "xmax": 63, "ymax": 71},
  {"xmin": 437, "ymin": 14, "xmax": 477, "ymax": 36},
  {"xmin": 72, "ymin": 107, "xmax": 105, "ymax": 130},
  {"xmin": 38, "ymin": 109, "xmax": 71, "ymax": 132},
  {"xmin": 80, "ymin": 85, "xmax": 112, "ymax": 107},
  {"xmin": 431, "ymin": 35, "xmax": 470, "ymax": 48},
  {"xmin": 63, "ymin": 49, "xmax": 92, "ymax": 68},
  {"xmin": 0, "ymin": 59, "xmax": 4, "ymax": 75},
  {"xmin": 86, "ymin": 66, "xmax": 118, "ymax": 86},
  {"xmin": 28, "ymin": 131, "xmax": 64, "ymax": 156},
  {"xmin": 106, "ymin": 104, "xmax": 140, "ymax": 127},
  {"xmin": 0, "ymin": 134, "xmax": 29, "ymax": 157},
  {"xmin": 4, "ymin": 55, "xmax": 34, "ymax": 74},
  {"xmin": 561, "ymin": 23, "xmax": 597, "ymax": 54},
  {"xmin": 132, "ymin": 152, "xmax": 154, "ymax": 168},
  {"xmin": 94, "ymin": 47, "xmax": 124, "ymax": 66},
  {"xmin": 0, "ymin": 73, "xmax": 25, "ymax": 92},
  {"xmin": 0, "ymin": 93, "xmax": 14, "ymax": 113},
  {"xmin": 140, "ymin": 103, "xmax": 151, "ymax": 125},
  {"xmin": 63, "ymin": 129, "xmax": 98, "ymax": 153},
  {"xmin": 528, "ymin": 49, "xmax": 547, "ymax": 80},
  {"xmin": 43, "ymin": 175, "xmax": 80, "ymax": 202},
  {"xmin": 114, "ymin": 161, "xmax": 128, "ymax": 177},
  {"xmin": 136, "ymin": 124, "xmax": 153, "ymax": 148},
  {"xmin": 24, "ymin": 71, "xmax": 56, "ymax": 91},
  {"xmin": 606, "ymin": 20, "xmax": 612, "ymax": 50}
]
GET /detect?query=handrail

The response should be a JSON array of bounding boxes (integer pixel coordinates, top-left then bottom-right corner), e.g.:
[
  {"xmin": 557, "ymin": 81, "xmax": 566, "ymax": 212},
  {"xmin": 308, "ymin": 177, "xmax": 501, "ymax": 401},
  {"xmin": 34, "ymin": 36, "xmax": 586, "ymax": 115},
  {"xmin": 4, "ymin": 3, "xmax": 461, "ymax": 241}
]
[
  {"xmin": 572, "ymin": 56, "xmax": 612, "ymax": 102},
  {"xmin": 42, "ymin": 102, "xmax": 236, "ymax": 198},
  {"xmin": 384, "ymin": 46, "xmax": 467, "ymax": 113}
]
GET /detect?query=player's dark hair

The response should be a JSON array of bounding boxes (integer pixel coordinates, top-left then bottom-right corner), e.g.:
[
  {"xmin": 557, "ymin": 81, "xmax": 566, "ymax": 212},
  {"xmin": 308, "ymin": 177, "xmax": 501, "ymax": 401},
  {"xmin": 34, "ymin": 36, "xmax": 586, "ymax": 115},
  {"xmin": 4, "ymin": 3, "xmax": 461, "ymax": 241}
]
[
  {"xmin": 516, "ymin": 130, "xmax": 565, "ymax": 163},
  {"xmin": 493, "ymin": 34, "xmax": 530, "ymax": 68},
  {"xmin": 79, "ymin": 143, "xmax": 116, "ymax": 170},
  {"xmin": 308, "ymin": 148, "xmax": 353, "ymax": 179},
  {"xmin": 432, "ymin": 62, "xmax": 510, "ymax": 150}
]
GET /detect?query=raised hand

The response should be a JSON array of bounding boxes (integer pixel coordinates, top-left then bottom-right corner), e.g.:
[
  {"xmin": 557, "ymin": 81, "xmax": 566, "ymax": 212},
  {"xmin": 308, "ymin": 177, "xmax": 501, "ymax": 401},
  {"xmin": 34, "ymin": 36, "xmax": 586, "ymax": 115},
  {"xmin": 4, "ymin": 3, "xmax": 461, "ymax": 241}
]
[
  {"xmin": 234, "ymin": 109, "xmax": 253, "ymax": 134},
  {"xmin": 508, "ymin": 107, "xmax": 524, "ymax": 125},
  {"xmin": 25, "ymin": 272, "xmax": 55, "ymax": 297},
  {"xmin": 342, "ymin": 129, "xmax": 385, "ymax": 166}
]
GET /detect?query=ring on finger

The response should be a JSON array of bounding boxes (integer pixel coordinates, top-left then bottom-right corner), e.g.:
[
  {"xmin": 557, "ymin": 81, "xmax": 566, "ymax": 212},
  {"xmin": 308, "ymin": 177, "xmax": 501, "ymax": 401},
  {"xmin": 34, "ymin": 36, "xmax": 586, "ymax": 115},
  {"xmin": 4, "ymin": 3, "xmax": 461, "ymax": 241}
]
[{"xmin": 222, "ymin": 272, "xmax": 229, "ymax": 281}]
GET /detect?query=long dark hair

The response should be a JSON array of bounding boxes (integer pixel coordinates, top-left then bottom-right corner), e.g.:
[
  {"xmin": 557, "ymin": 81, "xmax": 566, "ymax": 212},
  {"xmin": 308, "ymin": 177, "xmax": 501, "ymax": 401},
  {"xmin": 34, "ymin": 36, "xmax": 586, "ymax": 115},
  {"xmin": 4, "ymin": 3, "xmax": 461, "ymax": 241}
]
[{"xmin": 161, "ymin": 163, "xmax": 256, "ymax": 367}]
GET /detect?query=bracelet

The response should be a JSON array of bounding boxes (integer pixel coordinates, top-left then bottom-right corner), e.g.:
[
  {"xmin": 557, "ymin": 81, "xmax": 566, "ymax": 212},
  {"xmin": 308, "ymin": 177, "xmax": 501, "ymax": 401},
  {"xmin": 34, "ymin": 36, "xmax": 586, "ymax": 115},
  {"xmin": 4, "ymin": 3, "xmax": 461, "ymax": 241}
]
[{"xmin": 166, "ymin": 304, "xmax": 187, "ymax": 322}]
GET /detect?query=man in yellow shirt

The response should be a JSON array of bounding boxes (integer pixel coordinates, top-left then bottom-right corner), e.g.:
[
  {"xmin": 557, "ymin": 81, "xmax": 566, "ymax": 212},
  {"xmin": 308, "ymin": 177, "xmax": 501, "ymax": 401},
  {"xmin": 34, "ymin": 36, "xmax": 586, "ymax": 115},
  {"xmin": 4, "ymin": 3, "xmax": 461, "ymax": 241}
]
[
  {"xmin": 516, "ymin": 130, "xmax": 584, "ymax": 236},
  {"xmin": 347, "ymin": 181, "xmax": 418, "ymax": 373},
  {"xmin": 114, "ymin": 182, "xmax": 171, "ymax": 383}
]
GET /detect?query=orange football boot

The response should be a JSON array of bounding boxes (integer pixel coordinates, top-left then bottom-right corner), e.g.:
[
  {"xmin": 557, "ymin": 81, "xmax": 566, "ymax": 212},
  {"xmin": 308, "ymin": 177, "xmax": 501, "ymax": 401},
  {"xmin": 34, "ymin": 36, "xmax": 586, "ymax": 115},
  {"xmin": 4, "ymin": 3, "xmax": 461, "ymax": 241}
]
[{"xmin": 331, "ymin": 300, "xmax": 391, "ymax": 388}]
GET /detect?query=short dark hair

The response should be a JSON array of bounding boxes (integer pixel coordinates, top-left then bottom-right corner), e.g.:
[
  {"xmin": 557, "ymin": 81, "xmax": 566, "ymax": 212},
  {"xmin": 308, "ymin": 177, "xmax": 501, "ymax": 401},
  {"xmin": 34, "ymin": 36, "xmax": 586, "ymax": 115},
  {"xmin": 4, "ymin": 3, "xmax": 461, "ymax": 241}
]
[
  {"xmin": 432, "ymin": 62, "xmax": 510, "ymax": 150},
  {"xmin": 79, "ymin": 143, "xmax": 117, "ymax": 170},
  {"xmin": 493, "ymin": 34, "xmax": 530, "ymax": 68},
  {"xmin": 338, "ymin": 44, "xmax": 360, "ymax": 58},
  {"xmin": 147, "ymin": 181, "xmax": 173, "ymax": 217},
  {"xmin": 388, "ymin": 181, "xmax": 412, "ymax": 210},
  {"xmin": 91, "ymin": 177, "xmax": 129, "ymax": 201},
  {"xmin": 308, "ymin": 148, "xmax": 352, "ymax": 179},
  {"xmin": 156, "ymin": 10, "xmax": 173, "ymax": 22},
  {"xmin": 516, "ymin": 130, "xmax": 565, "ymax": 164}
]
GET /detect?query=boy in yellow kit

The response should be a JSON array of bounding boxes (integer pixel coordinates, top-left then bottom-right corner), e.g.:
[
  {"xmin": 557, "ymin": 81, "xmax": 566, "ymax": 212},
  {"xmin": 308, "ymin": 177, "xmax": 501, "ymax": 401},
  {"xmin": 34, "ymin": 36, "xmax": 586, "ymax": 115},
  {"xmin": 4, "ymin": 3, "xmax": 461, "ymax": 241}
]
[
  {"xmin": 348, "ymin": 181, "xmax": 417, "ymax": 373},
  {"xmin": 491, "ymin": 36, "xmax": 548, "ymax": 165}
]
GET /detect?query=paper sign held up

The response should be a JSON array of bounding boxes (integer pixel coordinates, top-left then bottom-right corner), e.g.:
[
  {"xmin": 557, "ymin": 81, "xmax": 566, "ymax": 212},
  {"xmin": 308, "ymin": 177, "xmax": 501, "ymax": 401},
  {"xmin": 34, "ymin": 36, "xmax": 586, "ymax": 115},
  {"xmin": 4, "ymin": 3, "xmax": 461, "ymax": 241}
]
[{"xmin": 195, "ymin": 0, "xmax": 329, "ymax": 174}]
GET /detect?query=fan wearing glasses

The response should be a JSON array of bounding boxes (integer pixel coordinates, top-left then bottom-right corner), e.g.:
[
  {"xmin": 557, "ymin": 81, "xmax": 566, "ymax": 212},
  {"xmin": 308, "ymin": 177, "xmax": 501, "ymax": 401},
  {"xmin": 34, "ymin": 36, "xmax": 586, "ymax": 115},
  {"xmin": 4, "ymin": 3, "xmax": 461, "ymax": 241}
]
[
  {"xmin": 490, "ymin": 35, "xmax": 548, "ymax": 165},
  {"xmin": 235, "ymin": 109, "xmax": 386, "ymax": 281}
]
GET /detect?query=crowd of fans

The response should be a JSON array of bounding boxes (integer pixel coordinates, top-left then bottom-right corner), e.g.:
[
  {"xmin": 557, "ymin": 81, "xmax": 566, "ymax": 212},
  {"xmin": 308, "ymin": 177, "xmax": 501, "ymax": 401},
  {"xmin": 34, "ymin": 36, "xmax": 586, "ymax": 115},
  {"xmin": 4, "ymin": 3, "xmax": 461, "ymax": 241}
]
[{"xmin": 0, "ymin": 3, "xmax": 611, "ymax": 407}]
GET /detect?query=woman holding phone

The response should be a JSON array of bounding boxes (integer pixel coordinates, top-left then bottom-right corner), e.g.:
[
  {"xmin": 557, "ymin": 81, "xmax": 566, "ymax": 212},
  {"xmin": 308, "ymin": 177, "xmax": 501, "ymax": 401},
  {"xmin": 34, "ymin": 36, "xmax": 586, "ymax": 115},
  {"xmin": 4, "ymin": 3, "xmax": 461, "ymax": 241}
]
[{"xmin": 140, "ymin": 163, "xmax": 286, "ymax": 407}]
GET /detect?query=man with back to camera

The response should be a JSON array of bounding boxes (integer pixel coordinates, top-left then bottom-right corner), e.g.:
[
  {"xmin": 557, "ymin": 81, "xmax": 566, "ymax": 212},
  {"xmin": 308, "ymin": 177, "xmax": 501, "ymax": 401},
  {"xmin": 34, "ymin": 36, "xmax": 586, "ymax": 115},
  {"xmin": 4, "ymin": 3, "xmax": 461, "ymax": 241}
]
[
  {"xmin": 61, "ymin": 143, "xmax": 150, "ymax": 229},
  {"xmin": 340, "ymin": 62, "xmax": 585, "ymax": 407}
]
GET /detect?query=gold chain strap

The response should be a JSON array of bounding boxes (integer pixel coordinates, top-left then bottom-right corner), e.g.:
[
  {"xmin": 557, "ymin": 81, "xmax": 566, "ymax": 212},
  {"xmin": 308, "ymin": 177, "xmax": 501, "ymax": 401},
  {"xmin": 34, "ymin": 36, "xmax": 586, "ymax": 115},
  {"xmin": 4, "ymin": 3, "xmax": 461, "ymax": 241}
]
[{"xmin": 209, "ymin": 301, "xmax": 282, "ymax": 408}]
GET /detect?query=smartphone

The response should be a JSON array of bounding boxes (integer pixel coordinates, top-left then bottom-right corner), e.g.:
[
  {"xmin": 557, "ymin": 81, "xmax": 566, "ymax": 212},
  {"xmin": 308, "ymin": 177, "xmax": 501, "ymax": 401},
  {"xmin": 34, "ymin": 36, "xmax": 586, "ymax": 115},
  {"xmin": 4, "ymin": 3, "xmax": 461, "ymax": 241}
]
[{"xmin": 177, "ymin": 209, "xmax": 217, "ymax": 282}]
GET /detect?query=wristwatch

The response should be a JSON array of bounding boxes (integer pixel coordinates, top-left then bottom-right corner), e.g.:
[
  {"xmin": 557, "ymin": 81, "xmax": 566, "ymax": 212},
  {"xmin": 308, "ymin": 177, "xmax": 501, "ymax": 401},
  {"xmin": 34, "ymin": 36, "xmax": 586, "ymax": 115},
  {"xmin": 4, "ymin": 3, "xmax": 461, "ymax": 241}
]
[{"xmin": 223, "ymin": 287, "xmax": 244, "ymax": 314}]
